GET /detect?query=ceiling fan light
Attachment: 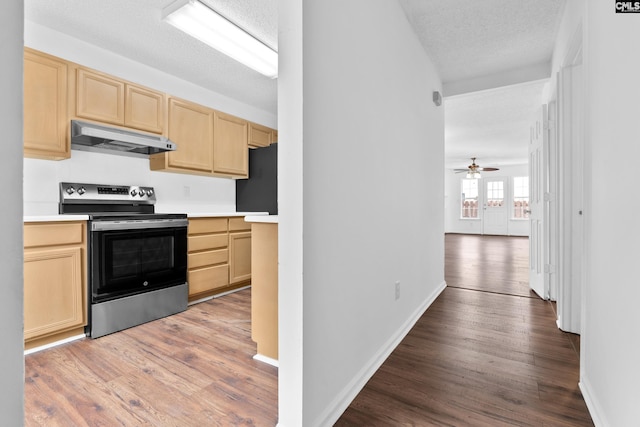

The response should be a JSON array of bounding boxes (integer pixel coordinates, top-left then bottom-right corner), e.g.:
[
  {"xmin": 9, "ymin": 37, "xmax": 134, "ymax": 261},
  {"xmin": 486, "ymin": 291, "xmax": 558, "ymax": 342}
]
[{"xmin": 162, "ymin": 0, "xmax": 278, "ymax": 78}]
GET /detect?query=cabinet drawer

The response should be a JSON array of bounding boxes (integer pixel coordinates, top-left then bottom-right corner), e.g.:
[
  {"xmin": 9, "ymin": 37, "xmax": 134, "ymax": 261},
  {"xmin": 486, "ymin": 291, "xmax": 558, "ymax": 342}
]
[
  {"xmin": 188, "ymin": 234, "xmax": 228, "ymax": 252},
  {"xmin": 188, "ymin": 264, "xmax": 229, "ymax": 295},
  {"xmin": 229, "ymin": 217, "xmax": 250, "ymax": 232},
  {"xmin": 188, "ymin": 218, "xmax": 228, "ymax": 235},
  {"xmin": 24, "ymin": 222, "xmax": 85, "ymax": 248},
  {"xmin": 188, "ymin": 249, "xmax": 228, "ymax": 269}
]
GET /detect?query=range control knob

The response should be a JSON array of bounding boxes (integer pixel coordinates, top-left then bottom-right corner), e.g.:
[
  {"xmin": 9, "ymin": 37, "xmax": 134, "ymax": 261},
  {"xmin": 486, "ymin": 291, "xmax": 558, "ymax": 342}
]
[
  {"xmin": 146, "ymin": 189, "xmax": 154, "ymax": 197},
  {"xmin": 130, "ymin": 189, "xmax": 138, "ymax": 197},
  {"xmin": 65, "ymin": 186, "xmax": 75, "ymax": 195},
  {"xmin": 139, "ymin": 191, "xmax": 145, "ymax": 197},
  {"xmin": 77, "ymin": 187, "xmax": 86, "ymax": 195}
]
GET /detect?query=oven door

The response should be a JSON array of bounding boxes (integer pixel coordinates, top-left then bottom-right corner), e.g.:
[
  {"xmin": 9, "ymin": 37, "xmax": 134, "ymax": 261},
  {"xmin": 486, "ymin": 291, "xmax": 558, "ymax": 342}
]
[{"xmin": 90, "ymin": 220, "xmax": 187, "ymax": 303}]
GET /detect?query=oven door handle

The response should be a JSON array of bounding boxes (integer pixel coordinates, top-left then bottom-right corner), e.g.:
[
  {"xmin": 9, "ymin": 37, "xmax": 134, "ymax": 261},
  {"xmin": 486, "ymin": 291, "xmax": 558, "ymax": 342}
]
[{"xmin": 91, "ymin": 218, "xmax": 188, "ymax": 231}]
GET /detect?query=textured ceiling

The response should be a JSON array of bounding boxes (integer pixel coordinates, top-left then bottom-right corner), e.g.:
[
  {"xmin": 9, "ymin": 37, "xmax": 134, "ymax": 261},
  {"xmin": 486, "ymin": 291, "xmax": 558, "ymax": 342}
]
[
  {"xmin": 444, "ymin": 80, "xmax": 547, "ymax": 169},
  {"xmin": 24, "ymin": 0, "xmax": 565, "ymax": 169},
  {"xmin": 398, "ymin": 0, "xmax": 564, "ymax": 84}
]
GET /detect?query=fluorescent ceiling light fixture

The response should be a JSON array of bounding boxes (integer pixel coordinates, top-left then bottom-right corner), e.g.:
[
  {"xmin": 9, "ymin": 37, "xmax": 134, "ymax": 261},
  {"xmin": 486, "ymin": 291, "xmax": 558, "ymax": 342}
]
[{"xmin": 163, "ymin": 0, "xmax": 278, "ymax": 78}]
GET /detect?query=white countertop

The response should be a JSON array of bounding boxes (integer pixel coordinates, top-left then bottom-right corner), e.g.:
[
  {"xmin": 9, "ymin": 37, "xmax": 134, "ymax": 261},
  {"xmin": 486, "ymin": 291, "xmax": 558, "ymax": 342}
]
[
  {"xmin": 24, "ymin": 212, "xmax": 270, "ymax": 222},
  {"xmin": 24, "ymin": 214, "xmax": 89, "ymax": 222},
  {"xmin": 245, "ymin": 215, "xmax": 278, "ymax": 224},
  {"xmin": 185, "ymin": 212, "xmax": 269, "ymax": 218}
]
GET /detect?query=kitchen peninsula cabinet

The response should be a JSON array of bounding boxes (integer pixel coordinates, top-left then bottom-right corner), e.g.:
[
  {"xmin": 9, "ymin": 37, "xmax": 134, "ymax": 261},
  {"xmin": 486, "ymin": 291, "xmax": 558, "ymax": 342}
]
[
  {"xmin": 214, "ymin": 111, "xmax": 249, "ymax": 177},
  {"xmin": 245, "ymin": 216, "xmax": 278, "ymax": 363},
  {"xmin": 23, "ymin": 221, "xmax": 87, "ymax": 350},
  {"xmin": 75, "ymin": 67, "xmax": 165, "ymax": 134},
  {"xmin": 151, "ymin": 97, "xmax": 214, "ymax": 174},
  {"xmin": 23, "ymin": 48, "xmax": 70, "ymax": 160}
]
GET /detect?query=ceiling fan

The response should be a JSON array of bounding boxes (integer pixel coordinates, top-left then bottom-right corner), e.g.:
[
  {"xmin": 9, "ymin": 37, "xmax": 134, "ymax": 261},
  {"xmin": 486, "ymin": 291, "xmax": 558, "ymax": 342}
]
[{"xmin": 454, "ymin": 157, "xmax": 499, "ymax": 179}]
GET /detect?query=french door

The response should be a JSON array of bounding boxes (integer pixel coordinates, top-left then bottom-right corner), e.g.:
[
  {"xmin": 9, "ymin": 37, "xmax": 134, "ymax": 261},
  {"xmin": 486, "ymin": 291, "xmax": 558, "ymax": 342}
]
[{"xmin": 482, "ymin": 177, "xmax": 508, "ymax": 235}]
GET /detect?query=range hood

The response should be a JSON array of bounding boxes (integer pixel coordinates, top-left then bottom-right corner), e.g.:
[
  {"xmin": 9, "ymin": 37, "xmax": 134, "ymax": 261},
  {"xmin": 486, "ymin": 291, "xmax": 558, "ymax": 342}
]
[{"xmin": 70, "ymin": 120, "xmax": 177, "ymax": 158}]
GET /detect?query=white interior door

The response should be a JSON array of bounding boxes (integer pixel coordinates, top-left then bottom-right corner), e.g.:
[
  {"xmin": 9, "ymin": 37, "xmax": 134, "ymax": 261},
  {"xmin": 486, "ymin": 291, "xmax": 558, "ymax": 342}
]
[
  {"xmin": 482, "ymin": 177, "xmax": 508, "ymax": 235},
  {"xmin": 529, "ymin": 105, "xmax": 548, "ymax": 299}
]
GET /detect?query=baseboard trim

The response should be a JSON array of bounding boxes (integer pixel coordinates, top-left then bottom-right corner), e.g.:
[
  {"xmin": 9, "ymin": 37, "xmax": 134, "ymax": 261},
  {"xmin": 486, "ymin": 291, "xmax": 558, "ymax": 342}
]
[
  {"xmin": 579, "ymin": 376, "xmax": 606, "ymax": 427},
  {"xmin": 253, "ymin": 353, "xmax": 279, "ymax": 367},
  {"xmin": 313, "ymin": 280, "xmax": 447, "ymax": 427},
  {"xmin": 24, "ymin": 333, "xmax": 86, "ymax": 356}
]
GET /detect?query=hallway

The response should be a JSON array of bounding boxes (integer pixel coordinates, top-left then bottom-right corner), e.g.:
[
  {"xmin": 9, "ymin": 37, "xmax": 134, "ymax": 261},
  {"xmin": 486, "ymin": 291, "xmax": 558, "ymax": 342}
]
[{"xmin": 336, "ymin": 234, "xmax": 593, "ymax": 426}]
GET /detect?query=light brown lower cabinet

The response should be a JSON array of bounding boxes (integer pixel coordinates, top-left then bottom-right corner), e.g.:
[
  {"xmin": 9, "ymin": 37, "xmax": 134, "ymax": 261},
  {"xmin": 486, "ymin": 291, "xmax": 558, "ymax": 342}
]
[
  {"xmin": 229, "ymin": 217, "xmax": 252, "ymax": 284},
  {"xmin": 187, "ymin": 216, "xmax": 251, "ymax": 302},
  {"xmin": 24, "ymin": 222, "xmax": 87, "ymax": 350}
]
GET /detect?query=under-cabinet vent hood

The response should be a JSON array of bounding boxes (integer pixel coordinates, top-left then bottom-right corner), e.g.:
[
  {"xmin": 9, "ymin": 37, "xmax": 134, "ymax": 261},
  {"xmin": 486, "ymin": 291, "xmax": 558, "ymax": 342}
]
[{"xmin": 70, "ymin": 120, "xmax": 177, "ymax": 158}]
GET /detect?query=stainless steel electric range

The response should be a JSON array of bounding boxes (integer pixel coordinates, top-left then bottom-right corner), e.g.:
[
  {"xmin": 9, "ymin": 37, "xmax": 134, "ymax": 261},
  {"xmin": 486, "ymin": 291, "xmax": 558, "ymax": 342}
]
[{"xmin": 59, "ymin": 182, "xmax": 188, "ymax": 338}]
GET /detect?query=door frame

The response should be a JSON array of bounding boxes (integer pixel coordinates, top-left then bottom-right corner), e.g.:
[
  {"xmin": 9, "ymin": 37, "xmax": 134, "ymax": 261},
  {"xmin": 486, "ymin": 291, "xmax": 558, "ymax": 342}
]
[{"xmin": 556, "ymin": 24, "xmax": 584, "ymax": 335}]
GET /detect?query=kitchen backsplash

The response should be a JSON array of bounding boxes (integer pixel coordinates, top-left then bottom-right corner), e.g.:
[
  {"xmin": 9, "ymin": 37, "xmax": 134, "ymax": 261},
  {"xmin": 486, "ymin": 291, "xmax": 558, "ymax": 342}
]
[{"xmin": 24, "ymin": 150, "xmax": 236, "ymax": 215}]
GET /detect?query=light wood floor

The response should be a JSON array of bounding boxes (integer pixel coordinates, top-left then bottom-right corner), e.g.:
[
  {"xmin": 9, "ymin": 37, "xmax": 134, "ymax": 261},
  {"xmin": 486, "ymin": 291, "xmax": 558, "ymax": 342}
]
[
  {"xmin": 25, "ymin": 234, "xmax": 592, "ymax": 426},
  {"xmin": 336, "ymin": 234, "xmax": 592, "ymax": 426},
  {"xmin": 24, "ymin": 290, "xmax": 278, "ymax": 426}
]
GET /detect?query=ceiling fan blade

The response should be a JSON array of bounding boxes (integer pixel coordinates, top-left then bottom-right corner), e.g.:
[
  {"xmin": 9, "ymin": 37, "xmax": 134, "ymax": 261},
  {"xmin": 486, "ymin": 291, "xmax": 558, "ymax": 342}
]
[
  {"xmin": 478, "ymin": 167, "xmax": 499, "ymax": 171},
  {"xmin": 454, "ymin": 169, "xmax": 469, "ymax": 173}
]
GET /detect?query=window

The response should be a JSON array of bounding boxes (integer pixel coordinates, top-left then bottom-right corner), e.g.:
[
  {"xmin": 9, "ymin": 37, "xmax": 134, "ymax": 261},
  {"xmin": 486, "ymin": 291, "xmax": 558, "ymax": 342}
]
[
  {"xmin": 513, "ymin": 176, "xmax": 529, "ymax": 219},
  {"xmin": 461, "ymin": 179, "xmax": 479, "ymax": 218}
]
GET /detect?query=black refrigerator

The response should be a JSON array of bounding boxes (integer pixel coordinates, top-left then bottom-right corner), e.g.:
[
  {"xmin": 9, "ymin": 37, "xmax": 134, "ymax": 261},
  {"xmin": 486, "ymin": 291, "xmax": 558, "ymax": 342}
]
[{"xmin": 236, "ymin": 143, "xmax": 277, "ymax": 215}]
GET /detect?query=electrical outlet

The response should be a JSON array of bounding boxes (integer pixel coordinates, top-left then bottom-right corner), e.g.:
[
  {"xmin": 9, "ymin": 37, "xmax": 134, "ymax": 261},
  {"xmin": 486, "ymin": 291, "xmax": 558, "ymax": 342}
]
[
  {"xmin": 395, "ymin": 281, "xmax": 400, "ymax": 301},
  {"xmin": 183, "ymin": 186, "xmax": 191, "ymax": 197}
]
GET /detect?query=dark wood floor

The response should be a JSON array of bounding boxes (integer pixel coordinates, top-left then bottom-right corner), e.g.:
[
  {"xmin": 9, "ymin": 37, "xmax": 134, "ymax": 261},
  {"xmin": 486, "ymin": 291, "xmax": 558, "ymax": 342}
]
[
  {"xmin": 24, "ymin": 290, "xmax": 278, "ymax": 426},
  {"xmin": 445, "ymin": 233, "xmax": 534, "ymax": 297},
  {"xmin": 25, "ymin": 234, "xmax": 592, "ymax": 426},
  {"xmin": 336, "ymin": 234, "xmax": 592, "ymax": 426}
]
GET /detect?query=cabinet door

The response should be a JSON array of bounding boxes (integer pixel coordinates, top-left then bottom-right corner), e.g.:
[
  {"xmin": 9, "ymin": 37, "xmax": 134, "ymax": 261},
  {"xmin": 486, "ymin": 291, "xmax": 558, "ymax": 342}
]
[
  {"xmin": 249, "ymin": 122, "xmax": 272, "ymax": 148},
  {"xmin": 76, "ymin": 68, "xmax": 125, "ymax": 125},
  {"xmin": 23, "ymin": 49, "xmax": 69, "ymax": 160},
  {"xmin": 24, "ymin": 247, "xmax": 85, "ymax": 341},
  {"xmin": 167, "ymin": 98, "xmax": 214, "ymax": 173},
  {"xmin": 229, "ymin": 231, "xmax": 252, "ymax": 284},
  {"xmin": 125, "ymin": 84, "xmax": 165, "ymax": 134},
  {"xmin": 214, "ymin": 111, "xmax": 248, "ymax": 177}
]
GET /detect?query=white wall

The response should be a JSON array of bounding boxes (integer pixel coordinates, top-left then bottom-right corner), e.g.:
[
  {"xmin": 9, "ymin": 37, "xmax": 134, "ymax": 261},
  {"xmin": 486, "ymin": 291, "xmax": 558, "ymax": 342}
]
[
  {"xmin": 578, "ymin": 1, "xmax": 640, "ymax": 425},
  {"xmin": 444, "ymin": 164, "xmax": 529, "ymax": 236},
  {"xmin": 278, "ymin": 0, "xmax": 445, "ymax": 425},
  {"xmin": 1, "ymin": 0, "xmax": 25, "ymax": 423},
  {"xmin": 23, "ymin": 22, "xmax": 278, "ymax": 215}
]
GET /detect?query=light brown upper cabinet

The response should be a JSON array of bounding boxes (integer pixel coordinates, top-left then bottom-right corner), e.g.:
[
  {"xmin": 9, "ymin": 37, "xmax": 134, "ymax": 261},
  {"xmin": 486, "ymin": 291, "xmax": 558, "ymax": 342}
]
[
  {"xmin": 271, "ymin": 129, "xmax": 278, "ymax": 144},
  {"xmin": 125, "ymin": 85, "xmax": 165, "ymax": 134},
  {"xmin": 248, "ymin": 122, "xmax": 272, "ymax": 148},
  {"xmin": 151, "ymin": 97, "xmax": 214, "ymax": 174},
  {"xmin": 213, "ymin": 111, "xmax": 249, "ymax": 178},
  {"xmin": 75, "ymin": 67, "xmax": 125, "ymax": 125},
  {"xmin": 23, "ymin": 48, "xmax": 70, "ymax": 160},
  {"xmin": 75, "ymin": 67, "xmax": 165, "ymax": 134}
]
